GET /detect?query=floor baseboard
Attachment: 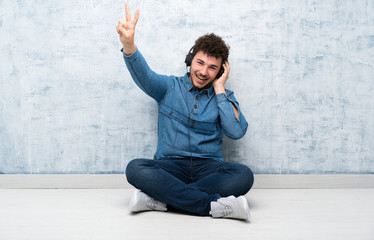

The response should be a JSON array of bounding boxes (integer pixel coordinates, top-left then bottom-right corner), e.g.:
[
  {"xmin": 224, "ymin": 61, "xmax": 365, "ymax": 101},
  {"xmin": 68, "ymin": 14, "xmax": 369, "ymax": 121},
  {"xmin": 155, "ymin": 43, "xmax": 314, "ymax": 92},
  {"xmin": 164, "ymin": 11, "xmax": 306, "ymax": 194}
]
[{"xmin": 1, "ymin": 174, "xmax": 373, "ymax": 189}]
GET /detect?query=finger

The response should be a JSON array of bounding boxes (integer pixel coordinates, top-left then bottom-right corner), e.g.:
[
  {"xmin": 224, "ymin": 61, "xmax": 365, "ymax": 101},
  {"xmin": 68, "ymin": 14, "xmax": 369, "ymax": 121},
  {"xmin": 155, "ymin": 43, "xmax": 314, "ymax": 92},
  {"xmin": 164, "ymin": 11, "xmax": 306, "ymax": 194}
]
[
  {"xmin": 116, "ymin": 25, "xmax": 123, "ymax": 35},
  {"xmin": 223, "ymin": 61, "xmax": 230, "ymax": 70},
  {"xmin": 117, "ymin": 21, "xmax": 123, "ymax": 33},
  {"xmin": 222, "ymin": 61, "xmax": 227, "ymax": 69},
  {"xmin": 132, "ymin": 8, "xmax": 140, "ymax": 26},
  {"xmin": 125, "ymin": 2, "xmax": 131, "ymax": 22},
  {"xmin": 118, "ymin": 20, "xmax": 125, "ymax": 28},
  {"xmin": 117, "ymin": 22, "xmax": 128, "ymax": 34}
]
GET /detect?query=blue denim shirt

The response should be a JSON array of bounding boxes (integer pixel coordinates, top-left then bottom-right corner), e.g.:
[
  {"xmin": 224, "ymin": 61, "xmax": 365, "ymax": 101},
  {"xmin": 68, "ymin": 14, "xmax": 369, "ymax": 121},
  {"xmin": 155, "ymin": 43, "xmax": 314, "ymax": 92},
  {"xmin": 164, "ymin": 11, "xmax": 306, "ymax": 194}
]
[{"xmin": 123, "ymin": 48, "xmax": 248, "ymax": 162}]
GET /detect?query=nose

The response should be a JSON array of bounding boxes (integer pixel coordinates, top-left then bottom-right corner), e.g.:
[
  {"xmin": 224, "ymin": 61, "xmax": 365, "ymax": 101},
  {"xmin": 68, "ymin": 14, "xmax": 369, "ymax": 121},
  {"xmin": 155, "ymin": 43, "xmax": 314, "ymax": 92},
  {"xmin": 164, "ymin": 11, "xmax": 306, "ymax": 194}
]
[{"xmin": 200, "ymin": 66, "xmax": 208, "ymax": 76}]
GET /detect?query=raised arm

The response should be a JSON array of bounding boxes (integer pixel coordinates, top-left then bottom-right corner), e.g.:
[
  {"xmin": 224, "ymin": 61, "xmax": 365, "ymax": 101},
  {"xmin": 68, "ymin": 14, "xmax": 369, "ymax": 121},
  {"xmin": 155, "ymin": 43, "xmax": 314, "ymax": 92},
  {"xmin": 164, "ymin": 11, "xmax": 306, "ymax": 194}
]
[
  {"xmin": 116, "ymin": 3, "xmax": 140, "ymax": 56},
  {"xmin": 116, "ymin": 3, "xmax": 173, "ymax": 102}
]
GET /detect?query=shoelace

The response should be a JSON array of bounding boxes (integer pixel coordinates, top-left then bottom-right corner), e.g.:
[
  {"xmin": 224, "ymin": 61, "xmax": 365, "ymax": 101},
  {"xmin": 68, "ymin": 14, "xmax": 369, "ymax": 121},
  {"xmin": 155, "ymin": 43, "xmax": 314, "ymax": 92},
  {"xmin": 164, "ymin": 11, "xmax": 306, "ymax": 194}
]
[
  {"xmin": 146, "ymin": 200, "xmax": 158, "ymax": 210},
  {"xmin": 221, "ymin": 204, "xmax": 233, "ymax": 217},
  {"xmin": 146, "ymin": 199, "xmax": 167, "ymax": 211}
]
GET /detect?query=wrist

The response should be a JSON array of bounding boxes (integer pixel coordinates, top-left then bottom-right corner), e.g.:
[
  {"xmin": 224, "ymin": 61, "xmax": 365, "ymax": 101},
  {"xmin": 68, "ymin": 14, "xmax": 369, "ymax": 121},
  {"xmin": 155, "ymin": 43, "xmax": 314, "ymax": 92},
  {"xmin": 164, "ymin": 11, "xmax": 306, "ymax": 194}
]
[
  {"xmin": 213, "ymin": 84, "xmax": 225, "ymax": 94},
  {"xmin": 123, "ymin": 43, "xmax": 137, "ymax": 56}
]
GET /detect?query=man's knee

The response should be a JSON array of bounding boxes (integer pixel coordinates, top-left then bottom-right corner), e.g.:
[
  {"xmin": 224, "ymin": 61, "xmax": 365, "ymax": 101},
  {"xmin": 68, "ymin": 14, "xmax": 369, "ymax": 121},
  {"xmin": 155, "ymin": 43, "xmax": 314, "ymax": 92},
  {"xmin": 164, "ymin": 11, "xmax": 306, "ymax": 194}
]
[
  {"xmin": 125, "ymin": 158, "xmax": 140, "ymax": 176},
  {"xmin": 233, "ymin": 163, "xmax": 254, "ymax": 195},
  {"xmin": 242, "ymin": 165, "xmax": 254, "ymax": 192},
  {"xmin": 125, "ymin": 158, "xmax": 151, "ymax": 186}
]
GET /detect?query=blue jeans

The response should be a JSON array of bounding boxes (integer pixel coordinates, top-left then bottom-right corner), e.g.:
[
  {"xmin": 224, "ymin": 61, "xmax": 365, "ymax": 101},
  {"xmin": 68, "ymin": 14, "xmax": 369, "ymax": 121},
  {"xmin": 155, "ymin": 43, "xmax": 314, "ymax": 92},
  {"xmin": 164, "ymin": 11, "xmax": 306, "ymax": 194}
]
[{"xmin": 126, "ymin": 158, "xmax": 254, "ymax": 216}]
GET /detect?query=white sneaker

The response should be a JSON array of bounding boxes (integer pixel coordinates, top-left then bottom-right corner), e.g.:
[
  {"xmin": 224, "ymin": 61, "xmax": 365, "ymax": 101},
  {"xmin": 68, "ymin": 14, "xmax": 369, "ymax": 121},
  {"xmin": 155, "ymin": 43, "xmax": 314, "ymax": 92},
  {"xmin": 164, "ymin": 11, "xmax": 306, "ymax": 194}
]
[
  {"xmin": 209, "ymin": 195, "xmax": 250, "ymax": 220},
  {"xmin": 128, "ymin": 189, "xmax": 167, "ymax": 213}
]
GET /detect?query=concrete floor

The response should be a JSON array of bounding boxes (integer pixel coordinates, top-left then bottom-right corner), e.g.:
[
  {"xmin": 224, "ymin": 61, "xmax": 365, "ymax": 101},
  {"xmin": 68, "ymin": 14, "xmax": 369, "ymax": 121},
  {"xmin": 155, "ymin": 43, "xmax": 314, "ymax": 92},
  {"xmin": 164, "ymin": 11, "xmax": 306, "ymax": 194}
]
[{"xmin": 0, "ymin": 188, "xmax": 373, "ymax": 240}]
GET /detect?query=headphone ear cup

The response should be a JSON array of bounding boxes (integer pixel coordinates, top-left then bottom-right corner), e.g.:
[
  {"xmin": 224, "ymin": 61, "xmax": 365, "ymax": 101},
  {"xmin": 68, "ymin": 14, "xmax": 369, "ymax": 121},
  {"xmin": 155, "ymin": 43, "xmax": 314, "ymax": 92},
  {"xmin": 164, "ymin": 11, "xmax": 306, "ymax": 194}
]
[
  {"xmin": 216, "ymin": 67, "xmax": 224, "ymax": 79},
  {"xmin": 185, "ymin": 46, "xmax": 195, "ymax": 67},
  {"xmin": 185, "ymin": 52, "xmax": 193, "ymax": 67}
]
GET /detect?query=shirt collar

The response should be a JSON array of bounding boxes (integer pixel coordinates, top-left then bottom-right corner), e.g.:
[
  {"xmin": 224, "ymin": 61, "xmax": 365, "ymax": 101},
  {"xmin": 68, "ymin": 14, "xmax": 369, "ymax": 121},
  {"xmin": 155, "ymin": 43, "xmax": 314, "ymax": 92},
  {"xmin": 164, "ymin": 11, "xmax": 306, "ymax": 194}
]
[{"xmin": 183, "ymin": 73, "xmax": 215, "ymax": 98}]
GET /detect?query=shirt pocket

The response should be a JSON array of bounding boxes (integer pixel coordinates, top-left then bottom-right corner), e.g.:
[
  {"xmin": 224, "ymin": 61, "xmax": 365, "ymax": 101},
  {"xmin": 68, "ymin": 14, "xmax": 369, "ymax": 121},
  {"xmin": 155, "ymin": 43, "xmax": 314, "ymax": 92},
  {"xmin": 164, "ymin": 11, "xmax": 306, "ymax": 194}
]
[
  {"xmin": 159, "ymin": 106, "xmax": 190, "ymax": 151},
  {"xmin": 159, "ymin": 105, "xmax": 222, "ymax": 154}
]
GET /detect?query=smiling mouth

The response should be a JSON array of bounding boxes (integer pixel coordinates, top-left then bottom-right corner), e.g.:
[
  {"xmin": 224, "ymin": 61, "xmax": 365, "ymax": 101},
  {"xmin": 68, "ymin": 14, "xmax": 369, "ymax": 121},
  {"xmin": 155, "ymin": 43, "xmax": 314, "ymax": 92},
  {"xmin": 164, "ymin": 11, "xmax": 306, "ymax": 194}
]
[{"xmin": 195, "ymin": 74, "xmax": 208, "ymax": 82}]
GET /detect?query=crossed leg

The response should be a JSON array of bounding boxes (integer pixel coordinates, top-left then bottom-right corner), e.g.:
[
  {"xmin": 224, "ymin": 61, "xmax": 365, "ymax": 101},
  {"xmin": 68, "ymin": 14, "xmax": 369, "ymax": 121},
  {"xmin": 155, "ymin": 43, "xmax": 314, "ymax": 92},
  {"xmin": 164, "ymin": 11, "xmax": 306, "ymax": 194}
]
[{"xmin": 125, "ymin": 158, "xmax": 254, "ymax": 216}]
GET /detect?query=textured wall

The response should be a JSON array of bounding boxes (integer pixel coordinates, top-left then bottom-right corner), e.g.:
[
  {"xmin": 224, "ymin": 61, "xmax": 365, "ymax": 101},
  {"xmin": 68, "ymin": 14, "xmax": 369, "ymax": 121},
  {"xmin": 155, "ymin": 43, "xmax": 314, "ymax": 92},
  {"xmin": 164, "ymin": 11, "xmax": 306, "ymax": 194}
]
[{"xmin": 0, "ymin": 0, "xmax": 373, "ymax": 174}]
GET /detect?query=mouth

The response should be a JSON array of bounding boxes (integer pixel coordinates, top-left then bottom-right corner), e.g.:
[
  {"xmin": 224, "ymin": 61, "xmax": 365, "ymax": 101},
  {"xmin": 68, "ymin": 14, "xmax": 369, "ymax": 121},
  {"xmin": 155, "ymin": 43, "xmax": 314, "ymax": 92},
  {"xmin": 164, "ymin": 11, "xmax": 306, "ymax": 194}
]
[{"xmin": 195, "ymin": 74, "xmax": 209, "ymax": 83}]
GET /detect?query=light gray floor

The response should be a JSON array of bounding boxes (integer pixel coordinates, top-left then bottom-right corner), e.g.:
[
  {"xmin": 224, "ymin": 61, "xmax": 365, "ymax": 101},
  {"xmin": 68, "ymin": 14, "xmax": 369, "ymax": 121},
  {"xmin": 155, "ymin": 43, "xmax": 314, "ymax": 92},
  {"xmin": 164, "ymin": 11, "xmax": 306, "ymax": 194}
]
[{"xmin": 1, "ymin": 188, "xmax": 373, "ymax": 240}]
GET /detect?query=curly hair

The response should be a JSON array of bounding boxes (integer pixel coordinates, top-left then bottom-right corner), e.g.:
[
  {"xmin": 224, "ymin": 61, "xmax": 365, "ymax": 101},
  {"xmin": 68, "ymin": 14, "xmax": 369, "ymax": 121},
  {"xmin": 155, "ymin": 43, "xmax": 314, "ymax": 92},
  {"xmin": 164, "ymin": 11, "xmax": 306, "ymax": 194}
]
[{"xmin": 192, "ymin": 33, "xmax": 230, "ymax": 63}]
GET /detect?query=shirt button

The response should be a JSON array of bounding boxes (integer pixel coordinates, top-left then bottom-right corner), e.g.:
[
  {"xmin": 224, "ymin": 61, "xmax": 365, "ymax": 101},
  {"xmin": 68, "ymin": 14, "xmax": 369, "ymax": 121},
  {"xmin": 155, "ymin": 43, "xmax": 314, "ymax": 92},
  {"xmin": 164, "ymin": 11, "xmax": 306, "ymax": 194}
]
[
  {"xmin": 194, "ymin": 104, "xmax": 197, "ymax": 109},
  {"xmin": 191, "ymin": 123, "xmax": 195, "ymax": 127},
  {"xmin": 169, "ymin": 111, "xmax": 173, "ymax": 115},
  {"xmin": 196, "ymin": 95, "xmax": 199, "ymax": 100}
]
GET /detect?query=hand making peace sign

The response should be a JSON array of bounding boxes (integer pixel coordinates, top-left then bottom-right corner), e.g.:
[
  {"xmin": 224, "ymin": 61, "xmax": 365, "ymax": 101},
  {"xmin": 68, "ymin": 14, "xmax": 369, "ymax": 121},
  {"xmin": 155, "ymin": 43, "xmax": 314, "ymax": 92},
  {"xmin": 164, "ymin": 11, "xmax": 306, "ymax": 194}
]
[{"xmin": 116, "ymin": 3, "xmax": 140, "ymax": 55}]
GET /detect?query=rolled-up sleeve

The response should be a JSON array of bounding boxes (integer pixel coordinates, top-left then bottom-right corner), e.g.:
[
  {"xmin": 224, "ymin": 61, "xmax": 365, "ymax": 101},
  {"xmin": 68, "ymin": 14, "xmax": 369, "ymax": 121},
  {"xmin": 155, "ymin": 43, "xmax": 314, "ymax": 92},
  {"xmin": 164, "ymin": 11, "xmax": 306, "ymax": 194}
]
[{"xmin": 216, "ymin": 91, "xmax": 248, "ymax": 139}]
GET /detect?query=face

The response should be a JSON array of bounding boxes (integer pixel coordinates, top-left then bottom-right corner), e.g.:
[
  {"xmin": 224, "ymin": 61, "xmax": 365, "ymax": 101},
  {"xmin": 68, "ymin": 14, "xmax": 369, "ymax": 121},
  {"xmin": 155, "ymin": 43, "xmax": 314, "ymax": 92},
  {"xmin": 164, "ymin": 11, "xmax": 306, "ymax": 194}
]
[{"xmin": 189, "ymin": 51, "xmax": 222, "ymax": 90}]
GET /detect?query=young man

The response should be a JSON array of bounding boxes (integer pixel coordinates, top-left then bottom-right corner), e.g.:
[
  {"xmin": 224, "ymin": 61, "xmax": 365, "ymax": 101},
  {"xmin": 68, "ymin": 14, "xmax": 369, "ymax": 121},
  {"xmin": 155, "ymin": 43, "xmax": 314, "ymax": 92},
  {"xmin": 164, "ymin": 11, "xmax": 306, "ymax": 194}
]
[{"xmin": 116, "ymin": 3, "xmax": 254, "ymax": 220}]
